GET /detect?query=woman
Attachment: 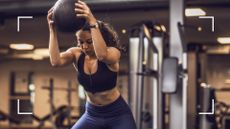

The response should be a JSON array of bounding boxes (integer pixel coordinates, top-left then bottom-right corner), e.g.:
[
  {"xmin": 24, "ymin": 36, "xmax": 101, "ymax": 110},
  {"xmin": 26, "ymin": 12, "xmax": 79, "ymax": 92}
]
[{"xmin": 47, "ymin": 1, "xmax": 137, "ymax": 129}]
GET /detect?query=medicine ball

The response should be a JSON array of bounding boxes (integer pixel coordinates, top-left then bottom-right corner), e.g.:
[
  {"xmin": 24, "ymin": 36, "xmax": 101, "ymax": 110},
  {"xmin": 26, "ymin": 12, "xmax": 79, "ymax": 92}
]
[{"xmin": 53, "ymin": 0, "xmax": 86, "ymax": 32}]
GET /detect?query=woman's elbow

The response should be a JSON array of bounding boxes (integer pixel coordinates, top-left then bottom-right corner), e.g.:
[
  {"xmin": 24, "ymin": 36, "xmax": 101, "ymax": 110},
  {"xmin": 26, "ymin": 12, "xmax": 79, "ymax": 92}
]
[
  {"xmin": 97, "ymin": 53, "xmax": 107, "ymax": 61},
  {"xmin": 50, "ymin": 60, "xmax": 61, "ymax": 67}
]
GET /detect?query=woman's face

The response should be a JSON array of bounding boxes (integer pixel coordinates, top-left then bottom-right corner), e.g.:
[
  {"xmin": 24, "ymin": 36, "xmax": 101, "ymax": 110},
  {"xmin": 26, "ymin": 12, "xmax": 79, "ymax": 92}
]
[{"xmin": 76, "ymin": 30, "xmax": 94, "ymax": 55}]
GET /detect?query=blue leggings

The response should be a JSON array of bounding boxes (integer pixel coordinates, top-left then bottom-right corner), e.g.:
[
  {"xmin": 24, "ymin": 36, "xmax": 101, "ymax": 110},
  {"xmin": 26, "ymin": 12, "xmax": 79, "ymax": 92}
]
[{"xmin": 71, "ymin": 96, "xmax": 137, "ymax": 129}]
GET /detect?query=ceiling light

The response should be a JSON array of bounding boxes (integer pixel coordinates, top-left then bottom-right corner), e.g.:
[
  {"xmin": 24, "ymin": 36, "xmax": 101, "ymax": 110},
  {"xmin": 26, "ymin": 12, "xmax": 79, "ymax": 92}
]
[
  {"xmin": 10, "ymin": 43, "xmax": 34, "ymax": 50},
  {"xmin": 122, "ymin": 29, "xmax": 126, "ymax": 34},
  {"xmin": 11, "ymin": 53, "xmax": 43, "ymax": 60},
  {"xmin": 197, "ymin": 27, "xmax": 202, "ymax": 31},
  {"xmin": 161, "ymin": 25, "xmax": 166, "ymax": 32},
  {"xmin": 185, "ymin": 8, "xmax": 206, "ymax": 17},
  {"xmin": 217, "ymin": 37, "xmax": 230, "ymax": 44},
  {"xmin": 154, "ymin": 25, "xmax": 161, "ymax": 32},
  {"xmin": 34, "ymin": 48, "xmax": 49, "ymax": 57}
]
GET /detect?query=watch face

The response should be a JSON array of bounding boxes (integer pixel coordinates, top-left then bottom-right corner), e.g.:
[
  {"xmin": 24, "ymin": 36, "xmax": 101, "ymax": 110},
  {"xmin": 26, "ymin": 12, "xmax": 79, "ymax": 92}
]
[{"xmin": 89, "ymin": 23, "xmax": 98, "ymax": 28}]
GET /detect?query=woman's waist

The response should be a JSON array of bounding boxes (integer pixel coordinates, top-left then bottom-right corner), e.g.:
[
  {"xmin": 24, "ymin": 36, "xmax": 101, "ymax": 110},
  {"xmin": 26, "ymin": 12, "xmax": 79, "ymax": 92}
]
[
  {"xmin": 85, "ymin": 93, "xmax": 131, "ymax": 117},
  {"xmin": 85, "ymin": 87, "xmax": 120, "ymax": 106}
]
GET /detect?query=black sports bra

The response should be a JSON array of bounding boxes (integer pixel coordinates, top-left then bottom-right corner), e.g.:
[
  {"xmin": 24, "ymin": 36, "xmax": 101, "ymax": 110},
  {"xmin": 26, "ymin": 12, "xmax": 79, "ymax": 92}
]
[{"xmin": 76, "ymin": 52, "xmax": 117, "ymax": 93}]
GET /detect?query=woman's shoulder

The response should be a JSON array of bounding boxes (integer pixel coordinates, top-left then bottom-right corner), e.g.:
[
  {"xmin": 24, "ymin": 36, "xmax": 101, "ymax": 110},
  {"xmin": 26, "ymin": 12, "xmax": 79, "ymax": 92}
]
[
  {"xmin": 67, "ymin": 47, "xmax": 82, "ymax": 56},
  {"xmin": 68, "ymin": 47, "xmax": 82, "ymax": 53}
]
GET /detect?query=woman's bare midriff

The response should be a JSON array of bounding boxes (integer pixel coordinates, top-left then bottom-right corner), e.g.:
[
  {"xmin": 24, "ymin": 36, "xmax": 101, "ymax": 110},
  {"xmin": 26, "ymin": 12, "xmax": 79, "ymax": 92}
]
[{"xmin": 85, "ymin": 87, "xmax": 120, "ymax": 106}]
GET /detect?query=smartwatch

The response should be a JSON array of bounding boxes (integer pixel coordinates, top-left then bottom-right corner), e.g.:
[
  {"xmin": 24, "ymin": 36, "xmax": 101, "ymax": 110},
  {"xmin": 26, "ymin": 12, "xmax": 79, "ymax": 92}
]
[{"xmin": 89, "ymin": 22, "xmax": 99, "ymax": 29}]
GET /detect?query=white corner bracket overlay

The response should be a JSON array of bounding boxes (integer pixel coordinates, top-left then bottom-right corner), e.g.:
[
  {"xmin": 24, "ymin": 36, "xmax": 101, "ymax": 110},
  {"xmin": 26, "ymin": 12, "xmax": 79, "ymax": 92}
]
[
  {"xmin": 198, "ymin": 16, "xmax": 215, "ymax": 32},
  {"xmin": 199, "ymin": 99, "xmax": 215, "ymax": 115},
  {"xmin": 17, "ymin": 16, "xmax": 33, "ymax": 32},
  {"xmin": 17, "ymin": 99, "xmax": 33, "ymax": 115}
]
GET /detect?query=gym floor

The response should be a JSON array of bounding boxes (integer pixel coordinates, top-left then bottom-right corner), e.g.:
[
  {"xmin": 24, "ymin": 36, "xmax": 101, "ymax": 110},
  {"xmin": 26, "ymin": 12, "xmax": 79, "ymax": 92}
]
[{"xmin": 0, "ymin": 0, "xmax": 230, "ymax": 129}]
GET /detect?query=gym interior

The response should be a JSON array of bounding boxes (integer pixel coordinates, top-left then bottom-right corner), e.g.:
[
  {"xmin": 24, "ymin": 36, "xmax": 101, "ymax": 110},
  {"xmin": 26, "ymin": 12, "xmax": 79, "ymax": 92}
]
[{"xmin": 0, "ymin": 0, "xmax": 230, "ymax": 129}]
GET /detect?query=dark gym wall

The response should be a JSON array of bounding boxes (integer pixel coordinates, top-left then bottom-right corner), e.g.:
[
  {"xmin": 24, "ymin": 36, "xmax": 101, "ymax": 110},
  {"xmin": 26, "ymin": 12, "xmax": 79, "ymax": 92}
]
[
  {"xmin": 207, "ymin": 55, "xmax": 230, "ymax": 104},
  {"xmin": 0, "ymin": 60, "xmax": 79, "ymax": 126}
]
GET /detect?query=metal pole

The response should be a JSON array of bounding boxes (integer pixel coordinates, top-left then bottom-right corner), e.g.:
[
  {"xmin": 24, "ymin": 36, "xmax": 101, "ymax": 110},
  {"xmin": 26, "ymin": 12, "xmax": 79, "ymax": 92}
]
[
  {"xmin": 169, "ymin": 0, "xmax": 186, "ymax": 129},
  {"xmin": 49, "ymin": 79, "xmax": 57, "ymax": 129}
]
